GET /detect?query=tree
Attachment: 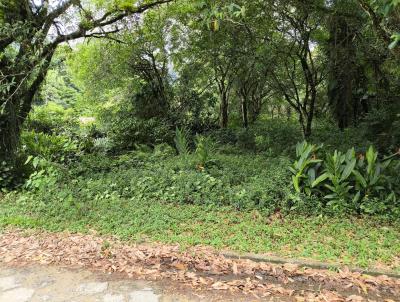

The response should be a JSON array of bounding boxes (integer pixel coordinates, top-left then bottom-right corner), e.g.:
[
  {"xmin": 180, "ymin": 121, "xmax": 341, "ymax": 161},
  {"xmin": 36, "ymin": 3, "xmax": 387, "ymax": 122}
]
[
  {"xmin": 326, "ymin": 0, "xmax": 399, "ymax": 129},
  {"xmin": 0, "ymin": 0, "xmax": 171, "ymax": 161},
  {"xmin": 357, "ymin": 0, "xmax": 400, "ymax": 49},
  {"xmin": 266, "ymin": 0, "xmax": 326, "ymax": 137},
  {"xmin": 326, "ymin": 0, "xmax": 362, "ymax": 130}
]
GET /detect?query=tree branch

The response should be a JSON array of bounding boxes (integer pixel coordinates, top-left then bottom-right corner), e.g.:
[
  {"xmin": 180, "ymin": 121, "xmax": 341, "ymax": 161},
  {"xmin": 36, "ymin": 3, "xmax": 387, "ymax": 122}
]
[
  {"xmin": 357, "ymin": 0, "xmax": 391, "ymax": 44},
  {"xmin": 51, "ymin": 0, "xmax": 172, "ymax": 47}
]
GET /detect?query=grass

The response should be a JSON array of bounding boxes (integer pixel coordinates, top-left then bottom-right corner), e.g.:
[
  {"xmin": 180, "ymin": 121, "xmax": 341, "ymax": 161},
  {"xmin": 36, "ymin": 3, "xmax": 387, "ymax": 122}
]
[
  {"xmin": 0, "ymin": 151, "xmax": 399, "ymax": 272},
  {"xmin": 1, "ymin": 193, "xmax": 399, "ymax": 272}
]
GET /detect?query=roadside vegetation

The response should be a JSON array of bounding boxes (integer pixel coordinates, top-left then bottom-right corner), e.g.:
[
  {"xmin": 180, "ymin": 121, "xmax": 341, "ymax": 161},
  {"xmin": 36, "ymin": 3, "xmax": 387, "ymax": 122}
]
[{"xmin": 1, "ymin": 0, "xmax": 400, "ymax": 272}]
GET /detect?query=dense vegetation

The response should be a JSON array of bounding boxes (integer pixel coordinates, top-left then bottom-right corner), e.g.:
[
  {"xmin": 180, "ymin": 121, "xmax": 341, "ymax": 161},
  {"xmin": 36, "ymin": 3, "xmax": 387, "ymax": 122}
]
[{"xmin": 1, "ymin": 0, "xmax": 400, "ymax": 269}]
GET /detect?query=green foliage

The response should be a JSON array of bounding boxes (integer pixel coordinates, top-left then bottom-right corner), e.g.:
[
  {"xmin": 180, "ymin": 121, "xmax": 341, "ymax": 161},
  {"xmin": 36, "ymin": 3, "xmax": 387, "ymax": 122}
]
[
  {"xmin": 360, "ymin": 105, "xmax": 400, "ymax": 152},
  {"xmin": 0, "ymin": 160, "xmax": 15, "ymax": 191},
  {"xmin": 23, "ymin": 156, "xmax": 60, "ymax": 191},
  {"xmin": 289, "ymin": 141, "xmax": 323, "ymax": 195},
  {"xmin": 174, "ymin": 127, "xmax": 190, "ymax": 156},
  {"xmin": 249, "ymin": 120, "xmax": 302, "ymax": 155},
  {"xmin": 291, "ymin": 141, "xmax": 400, "ymax": 215},
  {"xmin": 15, "ymin": 149, "xmax": 291, "ymax": 212},
  {"xmin": 39, "ymin": 48, "xmax": 80, "ymax": 108},
  {"xmin": 2, "ymin": 154, "xmax": 400, "ymax": 270},
  {"xmin": 154, "ymin": 143, "xmax": 176, "ymax": 158},
  {"xmin": 108, "ymin": 115, "xmax": 173, "ymax": 151},
  {"xmin": 26, "ymin": 102, "xmax": 78, "ymax": 135},
  {"xmin": 21, "ymin": 131, "xmax": 79, "ymax": 163},
  {"xmin": 236, "ymin": 129, "xmax": 256, "ymax": 151},
  {"xmin": 194, "ymin": 135, "xmax": 216, "ymax": 167},
  {"xmin": 92, "ymin": 137, "xmax": 112, "ymax": 155}
]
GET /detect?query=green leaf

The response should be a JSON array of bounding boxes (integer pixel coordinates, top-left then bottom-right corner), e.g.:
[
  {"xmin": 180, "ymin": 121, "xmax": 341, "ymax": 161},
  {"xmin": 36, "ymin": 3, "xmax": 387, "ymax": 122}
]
[
  {"xmin": 366, "ymin": 146, "xmax": 377, "ymax": 175},
  {"xmin": 292, "ymin": 175, "xmax": 300, "ymax": 193},
  {"xmin": 389, "ymin": 39, "xmax": 398, "ymax": 50},
  {"xmin": 311, "ymin": 173, "xmax": 329, "ymax": 188},
  {"xmin": 24, "ymin": 155, "xmax": 33, "ymax": 165},
  {"xmin": 341, "ymin": 158, "xmax": 356, "ymax": 181},
  {"xmin": 308, "ymin": 168, "xmax": 316, "ymax": 183},
  {"xmin": 352, "ymin": 170, "xmax": 367, "ymax": 188},
  {"xmin": 352, "ymin": 191, "xmax": 361, "ymax": 204}
]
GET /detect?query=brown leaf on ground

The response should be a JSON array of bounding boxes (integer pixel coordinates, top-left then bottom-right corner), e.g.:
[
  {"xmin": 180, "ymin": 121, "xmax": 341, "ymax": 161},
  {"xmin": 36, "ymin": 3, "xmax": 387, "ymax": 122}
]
[
  {"xmin": 171, "ymin": 261, "xmax": 188, "ymax": 270},
  {"xmin": 283, "ymin": 262, "xmax": 299, "ymax": 273},
  {"xmin": 346, "ymin": 295, "xmax": 364, "ymax": 302},
  {"xmin": 232, "ymin": 261, "xmax": 238, "ymax": 275},
  {"xmin": 211, "ymin": 281, "xmax": 230, "ymax": 290},
  {"xmin": 0, "ymin": 229, "xmax": 399, "ymax": 301}
]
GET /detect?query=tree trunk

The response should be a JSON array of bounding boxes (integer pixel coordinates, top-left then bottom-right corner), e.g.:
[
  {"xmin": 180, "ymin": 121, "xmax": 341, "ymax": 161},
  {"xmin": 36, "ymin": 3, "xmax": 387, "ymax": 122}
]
[
  {"xmin": 220, "ymin": 92, "xmax": 229, "ymax": 128},
  {"xmin": 286, "ymin": 106, "xmax": 292, "ymax": 120},
  {"xmin": 249, "ymin": 97, "xmax": 262, "ymax": 123},
  {"xmin": 304, "ymin": 114, "xmax": 312, "ymax": 138},
  {"xmin": 327, "ymin": 10, "xmax": 358, "ymax": 131},
  {"xmin": 0, "ymin": 102, "xmax": 19, "ymax": 163},
  {"xmin": 241, "ymin": 97, "xmax": 248, "ymax": 128},
  {"xmin": 306, "ymin": 89, "xmax": 316, "ymax": 138}
]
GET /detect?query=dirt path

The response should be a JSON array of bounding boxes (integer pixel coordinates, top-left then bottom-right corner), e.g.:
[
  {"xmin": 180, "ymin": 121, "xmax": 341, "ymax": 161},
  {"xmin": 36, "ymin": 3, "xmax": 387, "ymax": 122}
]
[{"xmin": 0, "ymin": 229, "xmax": 399, "ymax": 301}]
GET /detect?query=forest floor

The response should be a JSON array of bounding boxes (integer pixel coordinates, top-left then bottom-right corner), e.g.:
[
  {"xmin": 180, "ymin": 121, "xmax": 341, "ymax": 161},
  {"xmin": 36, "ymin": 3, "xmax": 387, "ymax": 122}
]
[{"xmin": 0, "ymin": 229, "xmax": 399, "ymax": 302}]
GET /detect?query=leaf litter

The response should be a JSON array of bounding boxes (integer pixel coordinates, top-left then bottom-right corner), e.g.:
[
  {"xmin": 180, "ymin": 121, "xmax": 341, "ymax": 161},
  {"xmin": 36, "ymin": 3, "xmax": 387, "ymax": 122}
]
[{"xmin": 0, "ymin": 229, "xmax": 399, "ymax": 301}]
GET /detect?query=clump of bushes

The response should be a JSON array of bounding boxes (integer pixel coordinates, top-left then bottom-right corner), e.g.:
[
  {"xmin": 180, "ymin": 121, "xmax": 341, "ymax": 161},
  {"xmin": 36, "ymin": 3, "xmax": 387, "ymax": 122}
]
[
  {"xmin": 290, "ymin": 141, "xmax": 400, "ymax": 216},
  {"xmin": 21, "ymin": 131, "xmax": 79, "ymax": 163},
  {"xmin": 25, "ymin": 102, "xmax": 77, "ymax": 135},
  {"xmin": 107, "ymin": 116, "xmax": 174, "ymax": 151}
]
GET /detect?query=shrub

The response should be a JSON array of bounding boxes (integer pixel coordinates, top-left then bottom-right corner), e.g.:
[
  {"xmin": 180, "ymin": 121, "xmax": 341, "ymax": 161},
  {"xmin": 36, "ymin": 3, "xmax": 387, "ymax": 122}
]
[
  {"xmin": 26, "ymin": 102, "xmax": 77, "ymax": 135},
  {"xmin": 153, "ymin": 143, "xmax": 176, "ymax": 158},
  {"xmin": 92, "ymin": 137, "xmax": 112, "ymax": 154},
  {"xmin": 108, "ymin": 117, "xmax": 174, "ymax": 151},
  {"xmin": 24, "ymin": 156, "xmax": 61, "ymax": 191},
  {"xmin": 21, "ymin": 131, "xmax": 79, "ymax": 163},
  {"xmin": 194, "ymin": 135, "xmax": 216, "ymax": 168},
  {"xmin": 174, "ymin": 127, "xmax": 189, "ymax": 156},
  {"xmin": 209, "ymin": 128, "xmax": 237, "ymax": 145},
  {"xmin": 20, "ymin": 151, "xmax": 291, "ymax": 214},
  {"xmin": 249, "ymin": 120, "xmax": 301, "ymax": 156},
  {"xmin": 290, "ymin": 141, "xmax": 400, "ymax": 215},
  {"xmin": 310, "ymin": 119, "xmax": 371, "ymax": 153},
  {"xmin": 360, "ymin": 105, "xmax": 400, "ymax": 153},
  {"xmin": 236, "ymin": 129, "xmax": 256, "ymax": 151}
]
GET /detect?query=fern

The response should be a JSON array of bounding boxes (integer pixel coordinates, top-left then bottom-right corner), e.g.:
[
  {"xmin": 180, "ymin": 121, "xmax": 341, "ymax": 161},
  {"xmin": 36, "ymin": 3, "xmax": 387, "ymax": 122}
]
[
  {"xmin": 174, "ymin": 127, "xmax": 189, "ymax": 156},
  {"xmin": 195, "ymin": 135, "xmax": 216, "ymax": 167}
]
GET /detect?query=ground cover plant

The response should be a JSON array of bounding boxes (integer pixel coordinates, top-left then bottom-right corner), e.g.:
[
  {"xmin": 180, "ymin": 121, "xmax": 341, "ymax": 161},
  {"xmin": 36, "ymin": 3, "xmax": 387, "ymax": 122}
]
[{"xmin": 1, "ymin": 0, "xmax": 400, "ymax": 276}]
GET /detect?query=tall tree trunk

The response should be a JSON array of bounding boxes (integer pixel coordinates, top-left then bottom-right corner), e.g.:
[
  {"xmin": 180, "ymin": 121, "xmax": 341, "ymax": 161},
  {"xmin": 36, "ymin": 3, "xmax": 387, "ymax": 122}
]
[
  {"xmin": 306, "ymin": 89, "xmax": 316, "ymax": 137},
  {"xmin": 0, "ymin": 102, "xmax": 19, "ymax": 163},
  {"xmin": 249, "ymin": 97, "xmax": 262, "ymax": 123},
  {"xmin": 298, "ymin": 111, "xmax": 307, "ymax": 138},
  {"xmin": 241, "ymin": 97, "xmax": 248, "ymax": 128},
  {"xmin": 220, "ymin": 92, "xmax": 229, "ymax": 128},
  {"xmin": 304, "ymin": 113, "xmax": 312, "ymax": 138},
  {"xmin": 0, "ymin": 48, "xmax": 55, "ymax": 163},
  {"xmin": 327, "ymin": 7, "xmax": 359, "ymax": 130}
]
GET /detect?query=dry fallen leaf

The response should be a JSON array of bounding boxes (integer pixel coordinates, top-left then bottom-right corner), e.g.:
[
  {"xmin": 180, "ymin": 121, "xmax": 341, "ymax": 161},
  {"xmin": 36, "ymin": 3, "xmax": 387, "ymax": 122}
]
[
  {"xmin": 232, "ymin": 262, "xmax": 238, "ymax": 275},
  {"xmin": 355, "ymin": 280, "xmax": 368, "ymax": 295},
  {"xmin": 0, "ymin": 229, "xmax": 399, "ymax": 301},
  {"xmin": 346, "ymin": 295, "xmax": 364, "ymax": 302},
  {"xmin": 283, "ymin": 263, "xmax": 299, "ymax": 273},
  {"xmin": 211, "ymin": 281, "xmax": 229, "ymax": 290},
  {"xmin": 171, "ymin": 262, "xmax": 188, "ymax": 270}
]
